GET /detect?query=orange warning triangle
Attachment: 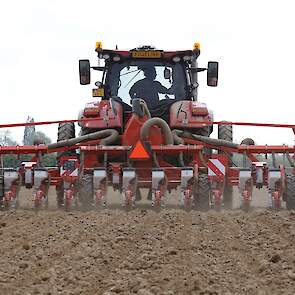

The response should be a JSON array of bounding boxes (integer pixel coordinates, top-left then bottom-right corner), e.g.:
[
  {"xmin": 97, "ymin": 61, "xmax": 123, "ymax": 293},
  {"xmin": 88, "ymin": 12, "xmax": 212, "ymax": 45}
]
[{"xmin": 129, "ymin": 141, "xmax": 150, "ymax": 160}]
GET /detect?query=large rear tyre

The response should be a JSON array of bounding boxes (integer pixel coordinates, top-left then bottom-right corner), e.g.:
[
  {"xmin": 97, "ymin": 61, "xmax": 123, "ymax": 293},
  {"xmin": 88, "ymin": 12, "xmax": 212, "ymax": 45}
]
[
  {"xmin": 57, "ymin": 122, "xmax": 76, "ymax": 157},
  {"xmin": 241, "ymin": 138, "xmax": 255, "ymax": 145},
  {"xmin": 218, "ymin": 123, "xmax": 233, "ymax": 143},
  {"xmin": 218, "ymin": 123, "xmax": 233, "ymax": 160},
  {"xmin": 56, "ymin": 122, "xmax": 76, "ymax": 207},
  {"xmin": 195, "ymin": 174, "xmax": 211, "ymax": 211},
  {"xmin": 218, "ymin": 123, "xmax": 234, "ymax": 209},
  {"xmin": 195, "ymin": 127, "xmax": 210, "ymax": 137},
  {"xmin": 286, "ymin": 175, "xmax": 295, "ymax": 210},
  {"xmin": 58, "ymin": 122, "xmax": 75, "ymax": 140},
  {"xmin": 78, "ymin": 174, "xmax": 93, "ymax": 210}
]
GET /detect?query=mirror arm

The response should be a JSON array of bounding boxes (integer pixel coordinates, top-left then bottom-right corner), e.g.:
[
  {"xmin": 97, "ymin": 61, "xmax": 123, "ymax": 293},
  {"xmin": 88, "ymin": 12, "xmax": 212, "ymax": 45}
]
[
  {"xmin": 189, "ymin": 67, "xmax": 207, "ymax": 73},
  {"xmin": 91, "ymin": 66, "xmax": 106, "ymax": 71},
  {"xmin": 197, "ymin": 67, "xmax": 207, "ymax": 72}
]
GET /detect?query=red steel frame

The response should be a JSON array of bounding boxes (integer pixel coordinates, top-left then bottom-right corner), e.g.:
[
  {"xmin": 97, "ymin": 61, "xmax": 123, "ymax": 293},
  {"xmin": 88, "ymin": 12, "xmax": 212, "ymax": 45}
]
[
  {"xmin": 1, "ymin": 118, "xmax": 294, "ymax": 191},
  {"xmin": 1, "ymin": 141, "xmax": 294, "ymax": 187}
]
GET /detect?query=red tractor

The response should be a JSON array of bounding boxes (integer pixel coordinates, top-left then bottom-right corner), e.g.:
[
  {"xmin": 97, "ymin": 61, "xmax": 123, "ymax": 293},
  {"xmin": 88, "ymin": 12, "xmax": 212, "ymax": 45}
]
[{"xmin": 55, "ymin": 42, "xmax": 230, "ymax": 210}]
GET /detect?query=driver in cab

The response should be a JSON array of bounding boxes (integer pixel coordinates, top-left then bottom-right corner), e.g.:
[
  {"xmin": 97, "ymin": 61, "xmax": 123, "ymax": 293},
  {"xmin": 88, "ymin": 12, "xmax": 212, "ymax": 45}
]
[{"xmin": 129, "ymin": 66, "xmax": 170, "ymax": 109}]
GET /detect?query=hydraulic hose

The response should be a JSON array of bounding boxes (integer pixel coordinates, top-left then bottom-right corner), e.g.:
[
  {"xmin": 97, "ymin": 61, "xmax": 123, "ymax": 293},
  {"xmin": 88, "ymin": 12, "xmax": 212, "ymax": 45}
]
[
  {"xmin": 48, "ymin": 129, "xmax": 119, "ymax": 149},
  {"xmin": 140, "ymin": 117, "xmax": 174, "ymax": 168},
  {"xmin": 140, "ymin": 118, "xmax": 173, "ymax": 145},
  {"xmin": 132, "ymin": 99, "xmax": 151, "ymax": 119},
  {"xmin": 172, "ymin": 129, "xmax": 240, "ymax": 167},
  {"xmin": 172, "ymin": 129, "xmax": 238, "ymax": 149},
  {"xmin": 172, "ymin": 130, "xmax": 208, "ymax": 167},
  {"xmin": 139, "ymin": 100, "xmax": 151, "ymax": 118},
  {"xmin": 172, "ymin": 129, "xmax": 185, "ymax": 145}
]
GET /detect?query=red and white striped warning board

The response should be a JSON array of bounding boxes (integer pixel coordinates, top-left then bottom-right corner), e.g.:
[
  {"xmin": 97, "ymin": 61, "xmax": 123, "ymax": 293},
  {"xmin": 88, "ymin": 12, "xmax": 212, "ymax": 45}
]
[
  {"xmin": 208, "ymin": 159, "xmax": 226, "ymax": 177},
  {"xmin": 60, "ymin": 160, "xmax": 79, "ymax": 177},
  {"xmin": 61, "ymin": 168, "xmax": 78, "ymax": 177}
]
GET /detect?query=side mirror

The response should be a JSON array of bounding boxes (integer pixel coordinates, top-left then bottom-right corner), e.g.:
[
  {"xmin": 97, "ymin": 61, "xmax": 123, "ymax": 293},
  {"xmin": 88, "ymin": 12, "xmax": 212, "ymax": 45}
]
[
  {"xmin": 79, "ymin": 59, "xmax": 91, "ymax": 85},
  {"xmin": 207, "ymin": 61, "xmax": 218, "ymax": 87},
  {"xmin": 164, "ymin": 67, "xmax": 171, "ymax": 79}
]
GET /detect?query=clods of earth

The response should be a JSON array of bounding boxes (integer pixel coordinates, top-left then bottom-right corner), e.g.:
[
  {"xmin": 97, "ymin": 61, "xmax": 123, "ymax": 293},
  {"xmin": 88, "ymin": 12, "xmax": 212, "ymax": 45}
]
[{"xmin": 0, "ymin": 190, "xmax": 295, "ymax": 294}]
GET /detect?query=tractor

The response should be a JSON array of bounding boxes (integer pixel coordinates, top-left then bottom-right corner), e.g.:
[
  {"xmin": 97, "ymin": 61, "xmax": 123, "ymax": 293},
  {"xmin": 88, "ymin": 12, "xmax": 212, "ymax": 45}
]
[{"xmin": 55, "ymin": 42, "xmax": 231, "ymax": 210}]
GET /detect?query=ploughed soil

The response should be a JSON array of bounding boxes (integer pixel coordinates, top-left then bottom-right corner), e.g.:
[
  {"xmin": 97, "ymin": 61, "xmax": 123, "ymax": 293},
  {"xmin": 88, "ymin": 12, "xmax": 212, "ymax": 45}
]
[{"xmin": 1, "ymin": 188, "xmax": 295, "ymax": 295}]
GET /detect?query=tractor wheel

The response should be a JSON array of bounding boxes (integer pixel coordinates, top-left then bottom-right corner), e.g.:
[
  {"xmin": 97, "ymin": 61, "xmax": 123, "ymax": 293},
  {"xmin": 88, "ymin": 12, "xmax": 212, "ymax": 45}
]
[
  {"xmin": 80, "ymin": 127, "xmax": 97, "ymax": 136},
  {"xmin": 195, "ymin": 127, "xmax": 210, "ymax": 137},
  {"xmin": 223, "ymin": 185, "xmax": 233, "ymax": 210},
  {"xmin": 218, "ymin": 122, "xmax": 234, "ymax": 209},
  {"xmin": 58, "ymin": 122, "xmax": 75, "ymax": 141},
  {"xmin": 286, "ymin": 175, "xmax": 295, "ymax": 210},
  {"xmin": 78, "ymin": 174, "xmax": 93, "ymax": 210},
  {"xmin": 80, "ymin": 127, "xmax": 90, "ymax": 136},
  {"xmin": 56, "ymin": 122, "xmax": 76, "ymax": 207},
  {"xmin": 218, "ymin": 123, "xmax": 233, "ymax": 143},
  {"xmin": 57, "ymin": 122, "xmax": 76, "ymax": 157},
  {"xmin": 241, "ymin": 138, "xmax": 255, "ymax": 145},
  {"xmin": 191, "ymin": 125, "xmax": 212, "ymax": 137},
  {"xmin": 195, "ymin": 174, "xmax": 211, "ymax": 211}
]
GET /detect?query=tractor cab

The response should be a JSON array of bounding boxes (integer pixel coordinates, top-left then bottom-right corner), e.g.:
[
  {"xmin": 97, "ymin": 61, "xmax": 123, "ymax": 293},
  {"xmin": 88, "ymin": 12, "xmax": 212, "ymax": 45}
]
[
  {"xmin": 106, "ymin": 58, "xmax": 186, "ymax": 109},
  {"xmin": 78, "ymin": 43, "xmax": 218, "ymax": 135}
]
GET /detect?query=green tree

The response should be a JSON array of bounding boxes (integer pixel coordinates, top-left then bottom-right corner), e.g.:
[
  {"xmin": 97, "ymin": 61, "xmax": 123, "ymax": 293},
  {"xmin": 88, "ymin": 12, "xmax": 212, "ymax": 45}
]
[
  {"xmin": 34, "ymin": 131, "xmax": 52, "ymax": 145},
  {"xmin": 0, "ymin": 129, "xmax": 57, "ymax": 168},
  {"xmin": 22, "ymin": 131, "xmax": 56, "ymax": 167},
  {"xmin": 0, "ymin": 130, "xmax": 18, "ymax": 146},
  {"xmin": 23, "ymin": 116, "xmax": 35, "ymax": 145},
  {"xmin": 0, "ymin": 130, "xmax": 19, "ymax": 167},
  {"xmin": 33, "ymin": 131, "xmax": 57, "ymax": 166}
]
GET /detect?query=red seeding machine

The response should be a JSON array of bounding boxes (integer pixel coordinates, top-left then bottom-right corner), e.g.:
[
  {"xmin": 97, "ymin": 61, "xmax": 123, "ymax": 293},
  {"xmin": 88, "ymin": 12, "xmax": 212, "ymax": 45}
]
[{"xmin": 1, "ymin": 42, "xmax": 295, "ymax": 211}]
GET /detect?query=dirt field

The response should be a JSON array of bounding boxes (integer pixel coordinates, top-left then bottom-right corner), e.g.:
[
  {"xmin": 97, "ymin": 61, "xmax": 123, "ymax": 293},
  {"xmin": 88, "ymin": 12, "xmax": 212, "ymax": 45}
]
[{"xmin": 1, "ymin": 188, "xmax": 295, "ymax": 295}]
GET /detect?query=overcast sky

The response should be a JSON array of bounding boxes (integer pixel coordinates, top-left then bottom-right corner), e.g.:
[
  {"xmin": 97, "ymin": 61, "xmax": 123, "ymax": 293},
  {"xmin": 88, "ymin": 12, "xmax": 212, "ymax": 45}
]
[{"xmin": 0, "ymin": 0, "xmax": 294, "ymax": 145}]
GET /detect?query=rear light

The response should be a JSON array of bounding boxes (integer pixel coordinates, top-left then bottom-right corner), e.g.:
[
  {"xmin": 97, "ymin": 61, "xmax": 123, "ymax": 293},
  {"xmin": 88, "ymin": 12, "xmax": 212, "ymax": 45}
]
[
  {"xmin": 191, "ymin": 102, "xmax": 209, "ymax": 116},
  {"xmin": 83, "ymin": 108, "xmax": 99, "ymax": 116},
  {"xmin": 83, "ymin": 102, "xmax": 100, "ymax": 116}
]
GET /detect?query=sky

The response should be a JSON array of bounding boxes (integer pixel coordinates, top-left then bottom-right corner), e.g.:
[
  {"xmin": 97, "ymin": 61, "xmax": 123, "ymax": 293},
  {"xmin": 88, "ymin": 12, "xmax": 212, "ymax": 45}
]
[{"xmin": 0, "ymin": 0, "xmax": 295, "ymax": 145}]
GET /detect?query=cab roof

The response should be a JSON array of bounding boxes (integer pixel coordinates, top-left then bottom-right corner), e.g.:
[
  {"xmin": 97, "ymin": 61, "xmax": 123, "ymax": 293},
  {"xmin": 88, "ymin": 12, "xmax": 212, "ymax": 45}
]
[{"xmin": 95, "ymin": 46, "xmax": 200, "ymax": 61}]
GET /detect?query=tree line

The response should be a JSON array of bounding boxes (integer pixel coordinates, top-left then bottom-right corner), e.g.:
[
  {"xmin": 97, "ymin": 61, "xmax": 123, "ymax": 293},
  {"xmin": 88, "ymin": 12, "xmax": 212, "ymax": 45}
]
[{"xmin": 0, "ymin": 129, "xmax": 56, "ymax": 167}]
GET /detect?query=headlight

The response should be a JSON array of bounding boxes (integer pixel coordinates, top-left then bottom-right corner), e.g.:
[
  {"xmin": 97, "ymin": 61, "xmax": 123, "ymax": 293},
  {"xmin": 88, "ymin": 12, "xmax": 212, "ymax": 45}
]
[
  {"xmin": 113, "ymin": 55, "xmax": 121, "ymax": 62},
  {"xmin": 183, "ymin": 55, "xmax": 192, "ymax": 62},
  {"xmin": 102, "ymin": 53, "xmax": 110, "ymax": 59},
  {"xmin": 172, "ymin": 56, "xmax": 181, "ymax": 63}
]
